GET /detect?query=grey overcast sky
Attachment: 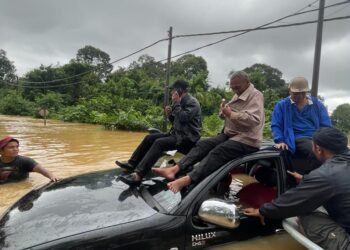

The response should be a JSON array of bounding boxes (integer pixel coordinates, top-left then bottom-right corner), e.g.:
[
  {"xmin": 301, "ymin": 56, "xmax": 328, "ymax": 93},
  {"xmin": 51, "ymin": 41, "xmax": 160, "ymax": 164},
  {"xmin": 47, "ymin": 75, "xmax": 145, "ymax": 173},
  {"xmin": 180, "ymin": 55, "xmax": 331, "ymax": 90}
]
[{"xmin": 1, "ymin": 0, "xmax": 349, "ymax": 111}]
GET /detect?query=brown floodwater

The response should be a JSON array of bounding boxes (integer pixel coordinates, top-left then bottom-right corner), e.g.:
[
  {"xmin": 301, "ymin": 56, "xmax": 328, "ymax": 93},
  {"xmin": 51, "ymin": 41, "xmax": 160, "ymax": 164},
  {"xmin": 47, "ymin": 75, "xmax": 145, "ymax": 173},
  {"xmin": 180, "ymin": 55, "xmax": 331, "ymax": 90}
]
[
  {"xmin": 0, "ymin": 114, "xmax": 145, "ymax": 214},
  {"xmin": 0, "ymin": 115, "xmax": 305, "ymax": 249}
]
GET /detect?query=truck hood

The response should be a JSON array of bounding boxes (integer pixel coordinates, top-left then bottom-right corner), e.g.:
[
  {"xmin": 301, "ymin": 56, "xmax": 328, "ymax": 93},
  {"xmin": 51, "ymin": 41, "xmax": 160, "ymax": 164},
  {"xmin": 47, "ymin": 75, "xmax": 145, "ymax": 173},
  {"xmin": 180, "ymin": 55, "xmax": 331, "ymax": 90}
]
[{"xmin": 0, "ymin": 169, "xmax": 157, "ymax": 249}]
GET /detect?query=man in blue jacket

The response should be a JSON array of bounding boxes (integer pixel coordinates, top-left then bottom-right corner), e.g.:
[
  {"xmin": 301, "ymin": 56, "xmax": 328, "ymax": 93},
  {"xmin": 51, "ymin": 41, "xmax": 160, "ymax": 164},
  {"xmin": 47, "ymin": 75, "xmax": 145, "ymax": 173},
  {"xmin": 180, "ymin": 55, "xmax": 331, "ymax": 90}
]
[{"xmin": 271, "ymin": 77, "xmax": 331, "ymax": 173}]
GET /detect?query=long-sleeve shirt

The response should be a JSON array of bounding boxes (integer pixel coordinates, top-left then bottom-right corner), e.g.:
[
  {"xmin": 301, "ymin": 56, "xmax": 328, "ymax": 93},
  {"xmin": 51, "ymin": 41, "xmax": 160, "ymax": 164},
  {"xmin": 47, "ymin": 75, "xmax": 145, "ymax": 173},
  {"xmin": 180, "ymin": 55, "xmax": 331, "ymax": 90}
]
[
  {"xmin": 271, "ymin": 96, "xmax": 331, "ymax": 154},
  {"xmin": 168, "ymin": 93, "xmax": 202, "ymax": 145},
  {"xmin": 223, "ymin": 84, "xmax": 265, "ymax": 148},
  {"xmin": 260, "ymin": 150, "xmax": 350, "ymax": 234}
]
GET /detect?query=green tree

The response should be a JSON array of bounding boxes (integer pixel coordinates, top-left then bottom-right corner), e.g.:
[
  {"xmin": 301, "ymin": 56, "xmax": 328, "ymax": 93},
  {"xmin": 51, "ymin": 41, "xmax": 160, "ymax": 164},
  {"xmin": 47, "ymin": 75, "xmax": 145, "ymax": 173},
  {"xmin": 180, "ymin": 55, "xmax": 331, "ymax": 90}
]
[
  {"xmin": 244, "ymin": 63, "xmax": 287, "ymax": 96},
  {"xmin": 0, "ymin": 49, "xmax": 17, "ymax": 84},
  {"xmin": 75, "ymin": 45, "xmax": 113, "ymax": 80},
  {"xmin": 35, "ymin": 91, "xmax": 64, "ymax": 113},
  {"xmin": 331, "ymin": 103, "xmax": 350, "ymax": 133}
]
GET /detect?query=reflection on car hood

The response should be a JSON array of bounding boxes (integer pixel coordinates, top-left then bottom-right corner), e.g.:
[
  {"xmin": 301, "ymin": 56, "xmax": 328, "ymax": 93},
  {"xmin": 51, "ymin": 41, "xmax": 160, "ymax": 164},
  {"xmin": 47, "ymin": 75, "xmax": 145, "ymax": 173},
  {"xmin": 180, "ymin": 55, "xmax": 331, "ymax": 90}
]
[{"xmin": 0, "ymin": 169, "xmax": 157, "ymax": 249}]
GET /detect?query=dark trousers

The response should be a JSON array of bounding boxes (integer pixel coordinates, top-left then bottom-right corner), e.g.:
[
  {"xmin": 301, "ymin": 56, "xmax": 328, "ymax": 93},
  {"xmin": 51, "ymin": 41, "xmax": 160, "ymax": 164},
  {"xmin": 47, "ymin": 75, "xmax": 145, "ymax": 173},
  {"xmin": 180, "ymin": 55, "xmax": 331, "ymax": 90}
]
[
  {"xmin": 294, "ymin": 138, "xmax": 322, "ymax": 174},
  {"xmin": 129, "ymin": 133, "xmax": 195, "ymax": 177},
  {"xmin": 178, "ymin": 133, "xmax": 258, "ymax": 183},
  {"xmin": 300, "ymin": 212, "xmax": 350, "ymax": 250}
]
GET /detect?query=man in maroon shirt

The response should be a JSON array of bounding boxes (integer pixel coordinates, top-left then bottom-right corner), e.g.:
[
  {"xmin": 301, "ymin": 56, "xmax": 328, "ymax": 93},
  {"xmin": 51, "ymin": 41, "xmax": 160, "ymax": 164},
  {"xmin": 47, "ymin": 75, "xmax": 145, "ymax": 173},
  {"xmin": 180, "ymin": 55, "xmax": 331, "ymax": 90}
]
[{"xmin": 0, "ymin": 136, "xmax": 60, "ymax": 183}]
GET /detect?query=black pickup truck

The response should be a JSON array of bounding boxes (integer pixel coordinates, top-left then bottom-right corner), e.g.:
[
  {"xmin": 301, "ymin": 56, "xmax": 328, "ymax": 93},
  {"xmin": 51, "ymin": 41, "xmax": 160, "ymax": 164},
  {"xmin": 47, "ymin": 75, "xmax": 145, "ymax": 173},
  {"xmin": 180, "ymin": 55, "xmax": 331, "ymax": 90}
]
[{"xmin": 0, "ymin": 147, "xmax": 304, "ymax": 250}]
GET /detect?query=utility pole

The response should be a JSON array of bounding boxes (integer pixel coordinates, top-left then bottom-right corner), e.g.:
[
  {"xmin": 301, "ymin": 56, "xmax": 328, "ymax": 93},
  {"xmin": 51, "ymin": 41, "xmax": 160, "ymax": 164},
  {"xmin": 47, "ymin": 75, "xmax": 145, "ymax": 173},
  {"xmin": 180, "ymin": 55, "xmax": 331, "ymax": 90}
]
[
  {"xmin": 311, "ymin": 0, "xmax": 325, "ymax": 97},
  {"xmin": 163, "ymin": 26, "xmax": 173, "ymax": 132}
]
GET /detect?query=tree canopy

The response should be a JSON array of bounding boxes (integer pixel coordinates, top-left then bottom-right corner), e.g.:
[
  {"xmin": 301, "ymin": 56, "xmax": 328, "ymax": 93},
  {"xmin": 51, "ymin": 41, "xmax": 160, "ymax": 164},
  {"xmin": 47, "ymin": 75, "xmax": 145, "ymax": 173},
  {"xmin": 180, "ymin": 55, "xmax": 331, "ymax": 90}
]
[
  {"xmin": 0, "ymin": 49, "xmax": 17, "ymax": 83},
  {"xmin": 331, "ymin": 103, "xmax": 350, "ymax": 134}
]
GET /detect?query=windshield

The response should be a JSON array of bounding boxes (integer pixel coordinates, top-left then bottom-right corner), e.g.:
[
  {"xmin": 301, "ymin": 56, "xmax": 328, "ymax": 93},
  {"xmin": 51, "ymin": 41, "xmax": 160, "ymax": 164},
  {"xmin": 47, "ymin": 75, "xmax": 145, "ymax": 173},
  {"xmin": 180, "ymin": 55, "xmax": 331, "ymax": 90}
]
[{"xmin": 141, "ymin": 178, "xmax": 181, "ymax": 213}]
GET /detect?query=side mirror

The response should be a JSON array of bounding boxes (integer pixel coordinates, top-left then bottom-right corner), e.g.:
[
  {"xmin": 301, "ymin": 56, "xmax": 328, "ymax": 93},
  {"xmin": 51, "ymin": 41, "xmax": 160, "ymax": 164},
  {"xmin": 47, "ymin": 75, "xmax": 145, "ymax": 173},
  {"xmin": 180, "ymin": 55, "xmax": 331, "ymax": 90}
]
[{"xmin": 198, "ymin": 198, "xmax": 240, "ymax": 229}]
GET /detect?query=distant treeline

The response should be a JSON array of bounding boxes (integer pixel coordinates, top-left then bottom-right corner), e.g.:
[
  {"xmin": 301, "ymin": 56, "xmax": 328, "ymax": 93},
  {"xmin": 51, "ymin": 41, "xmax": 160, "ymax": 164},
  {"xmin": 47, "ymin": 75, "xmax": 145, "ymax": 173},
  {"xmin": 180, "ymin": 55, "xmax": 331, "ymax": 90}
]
[{"xmin": 1, "ymin": 46, "xmax": 349, "ymax": 136}]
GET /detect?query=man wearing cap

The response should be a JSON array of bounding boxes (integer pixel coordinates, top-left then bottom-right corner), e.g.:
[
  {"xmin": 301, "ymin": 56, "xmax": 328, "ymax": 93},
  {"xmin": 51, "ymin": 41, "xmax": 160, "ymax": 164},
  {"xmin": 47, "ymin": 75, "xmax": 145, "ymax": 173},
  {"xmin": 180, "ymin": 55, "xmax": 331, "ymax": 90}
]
[
  {"xmin": 0, "ymin": 136, "xmax": 60, "ymax": 183},
  {"xmin": 271, "ymin": 76, "xmax": 331, "ymax": 173},
  {"xmin": 153, "ymin": 71, "xmax": 265, "ymax": 193},
  {"xmin": 118, "ymin": 80, "xmax": 202, "ymax": 185},
  {"xmin": 244, "ymin": 127, "xmax": 350, "ymax": 250}
]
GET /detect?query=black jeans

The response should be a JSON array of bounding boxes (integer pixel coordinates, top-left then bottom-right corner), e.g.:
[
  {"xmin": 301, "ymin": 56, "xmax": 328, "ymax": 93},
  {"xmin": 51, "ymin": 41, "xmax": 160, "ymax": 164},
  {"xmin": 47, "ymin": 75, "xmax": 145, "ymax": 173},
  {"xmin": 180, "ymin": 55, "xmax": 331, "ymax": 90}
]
[
  {"xmin": 294, "ymin": 138, "xmax": 322, "ymax": 174},
  {"xmin": 178, "ymin": 133, "xmax": 258, "ymax": 183},
  {"xmin": 129, "ymin": 133, "xmax": 196, "ymax": 177}
]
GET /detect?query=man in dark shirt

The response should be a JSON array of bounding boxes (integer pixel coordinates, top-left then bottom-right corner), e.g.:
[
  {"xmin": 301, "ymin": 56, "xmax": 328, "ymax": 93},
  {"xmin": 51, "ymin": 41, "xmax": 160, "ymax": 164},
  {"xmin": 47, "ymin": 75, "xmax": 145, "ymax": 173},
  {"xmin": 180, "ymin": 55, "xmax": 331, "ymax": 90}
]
[
  {"xmin": 0, "ymin": 136, "xmax": 60, "ymax": 183},
  {"xmin": 244, "ymin": 127, "xmax": 350, "ymax": 250},
  {"xmin": 118, "ymin": 80, "xmax": 202, "ymax": 185}
]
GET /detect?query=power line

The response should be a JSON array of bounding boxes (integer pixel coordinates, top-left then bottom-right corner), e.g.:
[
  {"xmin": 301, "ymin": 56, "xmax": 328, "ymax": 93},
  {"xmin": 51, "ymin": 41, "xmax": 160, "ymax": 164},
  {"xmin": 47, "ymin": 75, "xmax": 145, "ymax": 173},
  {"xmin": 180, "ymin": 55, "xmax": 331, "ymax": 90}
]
[
  {"xmin": 172, "ymin": 1, "xmax": 348, "ymax": 39},
  {"xmin": 158, "ymin": 1, "xmax": 350, "ymax": 62},
  {"xmin": 15, "ymin": 1, "xmax": 326, "ymax": 86},
  {"xmin": 158, "ymin": 14, "xmax": 350, "ymax": 62},
  {"xmin": 3, "ymin": 15, "xmax": 350, "ymax": 89},
  {"xmin": 19, "ymin": 38, "xmax": 169, "ymax": 85},
  {"xmin": 7, "ymin": 1, "xmax": 350, "ymax": 88}
]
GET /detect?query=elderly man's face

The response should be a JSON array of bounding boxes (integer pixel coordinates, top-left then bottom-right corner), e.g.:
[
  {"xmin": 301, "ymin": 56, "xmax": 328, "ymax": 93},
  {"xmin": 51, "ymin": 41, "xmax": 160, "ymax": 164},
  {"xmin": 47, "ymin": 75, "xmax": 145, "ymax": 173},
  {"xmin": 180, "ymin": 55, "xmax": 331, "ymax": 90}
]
[
  {"xmin": 290, "ymin": 91, "xmax": 307, "ymax": 104},
  {"xmin": 229, "ymin": 77, "xmax": 249, "ymax": 95}
]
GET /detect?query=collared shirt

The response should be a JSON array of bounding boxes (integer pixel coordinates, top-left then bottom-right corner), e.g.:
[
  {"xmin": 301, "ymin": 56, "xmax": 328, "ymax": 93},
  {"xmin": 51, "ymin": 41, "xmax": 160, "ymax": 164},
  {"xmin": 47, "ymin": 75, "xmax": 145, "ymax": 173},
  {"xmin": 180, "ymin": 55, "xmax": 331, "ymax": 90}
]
[
  {"xmin": 223, "ymin": 83, "xmax": 265, "ymax": 148},
  {"xmin": 290, "ymin": 96, "xmax": 318, "ymax": 139}
]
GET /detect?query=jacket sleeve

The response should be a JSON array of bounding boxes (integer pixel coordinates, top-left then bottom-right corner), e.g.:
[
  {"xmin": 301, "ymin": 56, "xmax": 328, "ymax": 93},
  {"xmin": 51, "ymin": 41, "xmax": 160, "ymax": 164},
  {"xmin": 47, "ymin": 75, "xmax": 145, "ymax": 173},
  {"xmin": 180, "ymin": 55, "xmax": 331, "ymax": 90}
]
[
  {"xmin": 171, "ymin": 99, "xmax": 200, "ymax": 123},
  {"xmin": 168, "ymin": 113, "xmax": 175, "ymax": 123},
  {"xmin": 317, "ymin": 100, "xmax": 332, "ymax": 127},
  {"xmin": 227, "ymin": 93, "xmax": 264, "ymax": 128},
  {"xmin": 271, "ymin": 102, "xmax": 285, "ymax": 143},
  {"xmin": 259, "ymin": 171, "xmax": 333, "ymax": 219}
]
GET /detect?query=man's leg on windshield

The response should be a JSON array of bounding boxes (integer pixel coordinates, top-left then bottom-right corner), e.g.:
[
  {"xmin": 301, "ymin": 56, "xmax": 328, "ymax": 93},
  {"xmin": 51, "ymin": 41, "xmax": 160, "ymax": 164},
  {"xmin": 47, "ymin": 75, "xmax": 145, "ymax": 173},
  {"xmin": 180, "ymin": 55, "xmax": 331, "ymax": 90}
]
[
  {"xmin": 167, "ymin": 140, "xmax": 258, "ymax": 193},
  {"xmin": 153, "ymin": 133, "xmax": 228, "ymax": 181}
]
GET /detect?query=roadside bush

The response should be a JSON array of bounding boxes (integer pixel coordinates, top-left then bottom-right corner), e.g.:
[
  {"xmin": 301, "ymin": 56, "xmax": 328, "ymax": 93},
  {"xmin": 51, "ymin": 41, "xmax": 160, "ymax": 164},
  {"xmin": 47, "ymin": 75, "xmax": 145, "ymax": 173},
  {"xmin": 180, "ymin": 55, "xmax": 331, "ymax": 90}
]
[
  {"xmin": 0, "ymin": 91, "xmax": 36, "ymax": 116},
  {"xmin": 202, "ymin": 114, "xmax": 224, "ymax": 137}
]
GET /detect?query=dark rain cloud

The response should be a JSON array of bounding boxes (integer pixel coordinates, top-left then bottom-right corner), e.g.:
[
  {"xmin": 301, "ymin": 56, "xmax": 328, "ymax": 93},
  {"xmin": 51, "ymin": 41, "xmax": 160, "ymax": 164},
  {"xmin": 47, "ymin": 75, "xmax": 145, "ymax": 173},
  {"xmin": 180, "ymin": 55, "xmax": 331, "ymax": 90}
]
[{"xmin": 0, "ymin": 0, "xmax": 349, "ymax": 111}]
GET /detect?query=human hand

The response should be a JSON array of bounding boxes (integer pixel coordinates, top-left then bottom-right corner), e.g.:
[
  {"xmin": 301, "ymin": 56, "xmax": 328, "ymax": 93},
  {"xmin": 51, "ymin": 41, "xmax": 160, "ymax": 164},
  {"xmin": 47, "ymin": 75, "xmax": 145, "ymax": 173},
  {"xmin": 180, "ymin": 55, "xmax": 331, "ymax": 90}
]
[
  {"xmin": 287, "ymin": 170, "xmax": 303, "ymax": 183},
  {"xmin": 49, "ymin": 175, "xmax": 60, "ymax": 182},
  {"xmin": 171, "ymin": 91, "xmax": 181, "ymax": 104},
  {"xmin": 274, "ymin": 142, "xmax": 289, "ymax": 150},
  {"xmin": 221, "ymin": 104, "xmax": 232, "ymax": 117},
  {"xmin": 243, "ymin": 208, "xmax": 265, "ymax": 225},
  {"xmin": 164, "ymin": 105, "xmax": 172, "ymax": 116}
]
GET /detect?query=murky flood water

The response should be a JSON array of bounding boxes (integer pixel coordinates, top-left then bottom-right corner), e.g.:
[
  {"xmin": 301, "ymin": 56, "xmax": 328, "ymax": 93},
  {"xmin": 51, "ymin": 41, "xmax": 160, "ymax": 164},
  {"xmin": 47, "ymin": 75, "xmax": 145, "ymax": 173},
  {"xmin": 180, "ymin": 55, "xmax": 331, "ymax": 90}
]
[
  {"xmin": 0, "ymin": 115, "xmax": 305, "ymax": 249},
  {"xmin": 0, "ymin": 115, "xmax": 145, "ymax": 214}
]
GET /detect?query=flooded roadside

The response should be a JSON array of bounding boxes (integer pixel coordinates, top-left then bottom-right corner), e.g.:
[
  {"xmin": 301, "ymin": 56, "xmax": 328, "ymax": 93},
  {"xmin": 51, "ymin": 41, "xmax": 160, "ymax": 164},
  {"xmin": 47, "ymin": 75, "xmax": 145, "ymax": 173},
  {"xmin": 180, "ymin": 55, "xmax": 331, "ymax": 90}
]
[{"xmin": 0, "ymin": 114, "xmax": 145, "ymax": 214}]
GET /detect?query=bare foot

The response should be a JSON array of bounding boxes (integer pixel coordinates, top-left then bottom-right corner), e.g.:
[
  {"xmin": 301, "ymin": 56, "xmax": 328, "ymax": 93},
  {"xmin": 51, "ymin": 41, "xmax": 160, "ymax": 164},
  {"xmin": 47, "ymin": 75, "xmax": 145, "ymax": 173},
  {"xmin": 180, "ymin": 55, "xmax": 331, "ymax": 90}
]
[
  {"xmin": 152, "ymin": 165, "xmax": 180, "ymax": 181},
  {"xmin": 167, "ymin": 176, "xmax": 191, "ymax": 193}
]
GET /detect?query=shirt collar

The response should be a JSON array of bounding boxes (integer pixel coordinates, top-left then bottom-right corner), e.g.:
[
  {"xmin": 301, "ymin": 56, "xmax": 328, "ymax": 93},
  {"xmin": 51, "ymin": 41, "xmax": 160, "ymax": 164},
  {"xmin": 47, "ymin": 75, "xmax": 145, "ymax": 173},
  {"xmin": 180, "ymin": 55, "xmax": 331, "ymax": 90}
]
[
  {"xmin": 233, "ymin": 83, "xmax": 254, "ymax": 101},
  {"xmin": 289, "ymin": 95, "xmax": 313, "ymax": 105}
]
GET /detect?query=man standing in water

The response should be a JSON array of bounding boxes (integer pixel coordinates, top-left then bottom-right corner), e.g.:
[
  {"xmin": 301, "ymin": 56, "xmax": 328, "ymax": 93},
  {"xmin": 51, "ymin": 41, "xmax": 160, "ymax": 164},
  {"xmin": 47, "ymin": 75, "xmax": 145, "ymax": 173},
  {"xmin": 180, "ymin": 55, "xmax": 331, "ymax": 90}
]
[
  {"xmin": 0, "ymin": 136, "xmax": 60, "ymax": 183},
  {"xmin": 244, "ymin": 127, "xmax": 350, "ymax": 250},
  {"xmin": 118, "ymin": 80, "xmax": 202, "ymax": 186},
  {"xmin": 153, "ymin": 71, "xmax": 264, "ymax": 193}
]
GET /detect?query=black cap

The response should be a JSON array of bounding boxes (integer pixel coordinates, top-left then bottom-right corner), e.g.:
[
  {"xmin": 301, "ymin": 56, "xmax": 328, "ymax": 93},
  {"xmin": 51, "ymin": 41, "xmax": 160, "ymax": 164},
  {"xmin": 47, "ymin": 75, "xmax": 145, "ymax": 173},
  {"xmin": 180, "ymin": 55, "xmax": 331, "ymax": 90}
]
[
  {"xmin": 313, "ymin": 127, "xmax": 348, "ymax": 154},
  {"xmin": 170, "ymin": 80, "xmax": 189, "ymax": 91}
]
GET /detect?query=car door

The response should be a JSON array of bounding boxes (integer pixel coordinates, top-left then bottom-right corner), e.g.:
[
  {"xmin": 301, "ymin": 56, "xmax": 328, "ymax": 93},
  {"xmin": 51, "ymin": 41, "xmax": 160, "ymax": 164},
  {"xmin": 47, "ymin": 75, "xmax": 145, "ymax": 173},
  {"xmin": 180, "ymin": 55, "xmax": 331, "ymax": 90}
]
[{"xmin": 182, "ymin": 153, "xmax": 286, "ymax": 249}]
